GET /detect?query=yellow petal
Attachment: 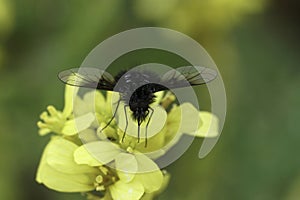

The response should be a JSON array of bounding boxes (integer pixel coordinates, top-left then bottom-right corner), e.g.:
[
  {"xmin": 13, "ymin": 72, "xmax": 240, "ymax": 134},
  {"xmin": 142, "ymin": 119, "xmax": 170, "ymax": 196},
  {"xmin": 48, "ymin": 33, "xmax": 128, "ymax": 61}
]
[
  {"xmin": 134, "ymin": 130, "xmax": 166, "ymax": 157},
  {"xmin": 79, "ymin": 128, "xmax": 99, "ymax": 143},
  {"xmin": 73, "ymin": 95, "xmax": 87, "ymax": 116},
  {"xmin": 105, "ymin": 91, "xmax": 116, "ymax": 115},
  {"xmin": 141, "ymin": 170, "xmax": 170, "ymax": 199},
  {"xmin": 109, "ymin": 180, "xmax": 144, "ymax": 200},
  {"xmin": 38, "ymin": 127, "xmax": 51, "ymax": 136},
  {"xmin": 164, "ymin": 105, "xmax": 181, "ymax": 140},
  {"xmin": 46, "ymin": 138, "xmax": 98, "ymax": 174},
  {"xmin": 36, "ymin": 137, "xmax": 97, "ymax": 192},
  {"xmin": 74, "ymin": 144, "xmax": 103, "ymax": 167},
  {"xmin": 115, "ymin": 153, "xmax": 137, "ymax": 182},
  {"xmin": 134, "ymin": 170, "xmax": 163, "ymax": 193},
  {"xmin": 62, "ymin": 85, "xmax": 78, "ymax": 117},
  {"xmin": 75, "ymin": 91, "xmax": 96, "ymax": 116},
  {"xmin": 117, "ymin": 171, "xmax": 135, "ymax": 185},
  {"xmin": 94, "ymin": 90, "xmax": 106, "ymax": 114},
  {"xmin": 75, "ymin": 141, "xmax": 120, "ymax": 165},
  {"xmin": 135, "ymin": 153, "xmax": 160, "ymax": 173},
  {"xmin": 62, "ymin": 112, "xmax": 95, "ymax": 135},
  {"xmin": 178, "ymin": 103, "xmax": 200, "ymax": 134},
  {"xmin": 37, "ymin": 162, "xmax": 96, "ymax": 192},
  {"xmin": 188, "ymin": 111, "xmax": 219, "ymax": 138}
]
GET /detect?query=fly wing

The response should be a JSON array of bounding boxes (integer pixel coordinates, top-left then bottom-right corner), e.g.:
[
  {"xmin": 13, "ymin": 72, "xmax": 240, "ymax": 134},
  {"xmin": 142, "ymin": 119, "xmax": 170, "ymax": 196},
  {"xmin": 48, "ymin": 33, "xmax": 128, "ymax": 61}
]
[
  {"xmin": 58, "ymin": 67, "xmax": 116, "ymax": 91},
  {"xmin": 157, "ymin": 66, "xmax": 217, "ymax": 91}
]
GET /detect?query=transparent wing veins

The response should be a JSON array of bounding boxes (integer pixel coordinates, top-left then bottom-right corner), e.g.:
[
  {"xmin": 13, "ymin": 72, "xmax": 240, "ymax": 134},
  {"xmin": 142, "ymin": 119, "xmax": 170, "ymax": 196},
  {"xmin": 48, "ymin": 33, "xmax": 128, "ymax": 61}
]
[
  {"xmin": 159, "ymin": 66, "xmax": 217, "ymax": 90},
  {"xmin": 58, "ymin": 67, "xmax": 116, "ymax": 90}
]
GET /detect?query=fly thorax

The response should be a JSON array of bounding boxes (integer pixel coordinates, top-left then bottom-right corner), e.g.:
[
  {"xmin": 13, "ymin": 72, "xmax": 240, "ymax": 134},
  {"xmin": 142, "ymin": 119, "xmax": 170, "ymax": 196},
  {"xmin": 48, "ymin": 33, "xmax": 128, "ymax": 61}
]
[{"xmin": 114, "ymin": 70, "xmax": 161, "ymax": 109}]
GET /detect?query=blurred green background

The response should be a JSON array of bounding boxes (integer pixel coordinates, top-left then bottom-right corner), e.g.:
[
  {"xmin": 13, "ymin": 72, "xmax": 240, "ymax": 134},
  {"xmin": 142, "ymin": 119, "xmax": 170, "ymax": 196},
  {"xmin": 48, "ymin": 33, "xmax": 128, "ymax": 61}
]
[{"xmin": 1, "ymin": 0, "xmax": 300, "ymax": 199}]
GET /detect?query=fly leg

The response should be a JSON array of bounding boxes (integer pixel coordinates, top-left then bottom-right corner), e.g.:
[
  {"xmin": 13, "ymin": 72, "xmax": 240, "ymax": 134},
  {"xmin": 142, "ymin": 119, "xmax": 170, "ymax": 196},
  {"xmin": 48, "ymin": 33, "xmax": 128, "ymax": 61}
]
[
  {"xmin": 122, "ymin": 105, "xmax": 129, "ymax": 142},
  {"xmin": 145, "ymin": 107, "xmax": 154, "ymax": 147},
  {"xmin": 99, "ymin": 99, "xmax": 121, "ymax": 134},
  {"xmin": 137, "ymin": 120, "xmax": 141, "ymax": 143}
]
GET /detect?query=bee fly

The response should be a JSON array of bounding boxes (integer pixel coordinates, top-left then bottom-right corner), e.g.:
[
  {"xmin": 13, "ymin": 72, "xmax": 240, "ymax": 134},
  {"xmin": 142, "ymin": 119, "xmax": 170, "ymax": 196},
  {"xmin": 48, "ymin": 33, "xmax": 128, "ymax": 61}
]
[{"xmin": 58, "ymin": 66, "xmax": 217, "ymax": 146}]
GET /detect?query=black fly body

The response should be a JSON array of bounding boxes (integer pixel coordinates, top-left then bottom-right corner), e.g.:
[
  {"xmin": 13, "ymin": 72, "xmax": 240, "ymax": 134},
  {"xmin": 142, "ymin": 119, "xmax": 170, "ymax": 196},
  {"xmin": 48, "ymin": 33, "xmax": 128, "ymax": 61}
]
[{"xmin": 58, "ymin": 66, "xmax": 217, "ymax": 147}]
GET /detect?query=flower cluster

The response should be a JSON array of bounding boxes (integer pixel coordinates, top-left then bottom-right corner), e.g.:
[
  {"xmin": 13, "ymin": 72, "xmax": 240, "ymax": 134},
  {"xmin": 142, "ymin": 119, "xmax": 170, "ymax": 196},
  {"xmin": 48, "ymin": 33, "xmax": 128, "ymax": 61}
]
[{"xmin": 36, "ymin": 85, "xmax": 219, "ymax": 200}]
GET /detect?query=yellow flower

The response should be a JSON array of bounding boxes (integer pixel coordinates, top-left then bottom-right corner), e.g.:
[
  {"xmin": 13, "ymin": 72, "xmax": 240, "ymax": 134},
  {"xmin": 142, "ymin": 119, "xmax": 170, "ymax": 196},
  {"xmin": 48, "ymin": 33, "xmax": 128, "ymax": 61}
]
[
  {"xmin": 37, "ymin": 85, "xmax": 95, "ymax": 136},
  {"xmin": 36, "ymin": 84, "xmax": 219, "ymax": 200},
  {"xmin": 74, "ymin": 141, "xmax": 164, "ymax": 200},
  {"xmin": 36, "ymin": 137, "xmax": 166, "ymax": 200}
]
